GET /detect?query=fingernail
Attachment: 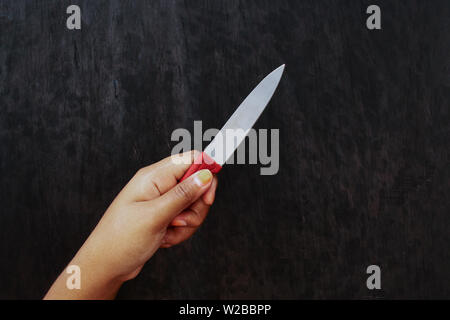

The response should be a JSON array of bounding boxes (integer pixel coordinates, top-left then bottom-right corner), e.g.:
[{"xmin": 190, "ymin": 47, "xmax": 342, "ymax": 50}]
[
  {"xmin": 194, "ymin": 169, "xmax": 212, "ymax": 186},
  {"xmin": 172, "ymin": 219, "xmax": 187, "ymax": 227}
]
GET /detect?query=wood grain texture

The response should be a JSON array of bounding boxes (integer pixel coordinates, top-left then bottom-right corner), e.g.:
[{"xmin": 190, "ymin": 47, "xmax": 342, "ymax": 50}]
[{"xmin": 1, "ymin": 0, "xmax": 449, "ymax": 299}]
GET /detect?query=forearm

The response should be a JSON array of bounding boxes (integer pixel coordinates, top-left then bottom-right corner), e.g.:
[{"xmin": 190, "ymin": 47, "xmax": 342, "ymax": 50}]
[{"xmin": 44, "ymin": 247, "xmax": 124, "ymax": 300}]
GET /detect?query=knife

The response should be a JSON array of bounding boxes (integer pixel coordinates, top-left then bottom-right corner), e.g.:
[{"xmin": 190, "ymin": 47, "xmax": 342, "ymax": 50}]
[{"xmin": 180, "ymin": 64, "xmax": 285, "ymax": 181}]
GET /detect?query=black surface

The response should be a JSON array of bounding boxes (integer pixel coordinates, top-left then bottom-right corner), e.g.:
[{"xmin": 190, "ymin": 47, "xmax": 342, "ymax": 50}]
[{"xmin": 1, "ymin": 0, "xmax": 450, "ymax": 299}]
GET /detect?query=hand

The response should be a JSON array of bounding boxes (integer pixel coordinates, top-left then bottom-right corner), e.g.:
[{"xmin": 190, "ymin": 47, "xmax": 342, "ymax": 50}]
[{"xmin": 44, "ymin": 151, "xmax": 218, "ymax": 299}]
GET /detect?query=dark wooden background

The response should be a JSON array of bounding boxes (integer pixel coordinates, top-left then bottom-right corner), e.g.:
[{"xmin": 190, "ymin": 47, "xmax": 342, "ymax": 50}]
[{"xmin": 1, "ymin": 0, "xmax": 449, "ymax": 299}]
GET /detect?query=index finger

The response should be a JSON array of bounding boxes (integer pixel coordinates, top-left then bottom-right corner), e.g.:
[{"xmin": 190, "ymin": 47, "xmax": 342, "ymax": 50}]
[{"xmin": 121, "ymin": 151, "xmax": 199, "ymax": 202}]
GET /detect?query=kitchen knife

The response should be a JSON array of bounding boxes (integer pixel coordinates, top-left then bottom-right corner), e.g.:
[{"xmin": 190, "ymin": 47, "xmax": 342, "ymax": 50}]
[{"xmin": 180, "ymin": 65, "xmax": 285, "ymax": 181}]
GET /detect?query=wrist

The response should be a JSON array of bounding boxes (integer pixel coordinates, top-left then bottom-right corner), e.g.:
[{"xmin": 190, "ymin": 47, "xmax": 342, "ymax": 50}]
[{"xmin": 66, "ymin": 246, "xmax": 125, "ymax": 299}]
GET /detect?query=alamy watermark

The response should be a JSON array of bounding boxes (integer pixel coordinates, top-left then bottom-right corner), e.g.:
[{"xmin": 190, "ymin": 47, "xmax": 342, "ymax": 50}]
[
  {"xmin": 66, "ymin": 265, "xmax": 81, "ymax": 290},
  {"xmin": 366, "ymin": 265, "xmax": 381, "ymax": 290},
  {"xmin": 170, "ymin": 121, "xmax": 280, "ymax": 175}
]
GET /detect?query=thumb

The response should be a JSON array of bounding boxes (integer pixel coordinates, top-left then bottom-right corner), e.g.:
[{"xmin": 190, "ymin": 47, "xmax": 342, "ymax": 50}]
[{"xmin": 150, "ymin": 169, "xmax": 213, "ymax": 227}]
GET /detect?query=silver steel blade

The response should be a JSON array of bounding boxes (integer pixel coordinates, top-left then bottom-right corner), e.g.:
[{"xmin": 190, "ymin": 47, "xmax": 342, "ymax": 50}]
[{"xmin": 204, "ymin": 64, "xmax": 285, "ymax": 165}]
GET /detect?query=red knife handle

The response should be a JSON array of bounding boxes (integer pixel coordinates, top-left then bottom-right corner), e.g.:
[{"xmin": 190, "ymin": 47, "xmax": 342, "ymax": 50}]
[{"xmin": 180, "ymin": 152, "xmax": 222, "ymax": 182}]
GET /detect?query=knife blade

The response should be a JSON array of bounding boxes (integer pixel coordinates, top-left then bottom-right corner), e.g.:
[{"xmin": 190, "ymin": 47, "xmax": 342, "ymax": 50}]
[{"xmin": 180, "ymin": 64, "xmax": 285, "ymax": 181}]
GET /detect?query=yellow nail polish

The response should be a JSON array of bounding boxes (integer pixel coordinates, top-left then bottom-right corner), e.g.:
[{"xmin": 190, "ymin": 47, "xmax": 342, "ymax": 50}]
[{"xmin": 195, "ymin": 169, "xmax": 212, "ymax": 186}]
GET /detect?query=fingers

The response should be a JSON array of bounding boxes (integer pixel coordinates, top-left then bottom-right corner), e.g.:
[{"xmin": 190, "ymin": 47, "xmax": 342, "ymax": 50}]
[
  {"xmin": 148, "ymin": 169, "xmax": 213, "ymax": 228},
  {"xmin": 160, "ymin": 227, "xmax": 197, "ymax": 248},
  {"xmin": 170, "ymin": 176, "xmax": 218, "ymax": 227},
  {"xmin": 171, "ymin": 198, "xmax": 210, "ymax": 228},
  {"xmin": 121, "ymin": 151, "xmax": 198, "ymax": 202},
  {"xmin": 202, "ymin": 176, "xmax": 218, "ymax": 205},
  {"xmin": 147, "ymin": 151, "xmax": 200, "ymax": 192},
  {"xmin": 162, "ymin": 177, "xmax": 218, "ymax": 247}
]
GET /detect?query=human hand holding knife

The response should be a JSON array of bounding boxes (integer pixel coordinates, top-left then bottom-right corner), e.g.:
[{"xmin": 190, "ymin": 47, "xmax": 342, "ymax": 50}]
[{"xmin": 45, "ymin": 65, "xmax": 285, "ymax": 300}]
